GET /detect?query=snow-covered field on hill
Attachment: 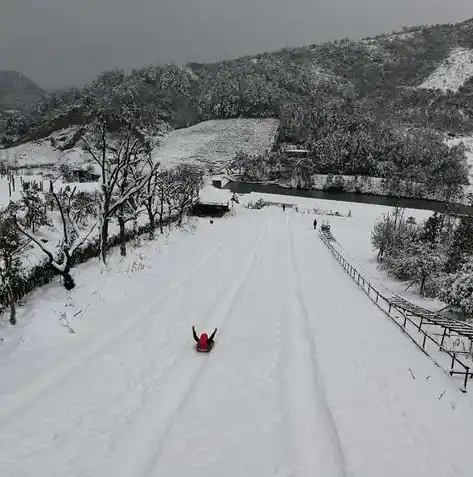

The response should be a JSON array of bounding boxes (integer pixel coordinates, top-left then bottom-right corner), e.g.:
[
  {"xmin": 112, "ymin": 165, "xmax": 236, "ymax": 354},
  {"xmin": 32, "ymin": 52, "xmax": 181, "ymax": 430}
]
[
  {"xmin": 419, "ymin": 47, "xmax": 473, "ymax": 93},
  {"xmin": 152, "ymin": 118, "xmax": 279, "ymax": 170},
  {"xmin": 0, "ymin": 128, "xmax": 92, "ymax": 169},
  {"xmin": 0, "ymin": 118, "xmax": 279, "ymax": 175},
  {"xmin": 1, "ymin": 201, "xmax": 473, "ymax": 477}
]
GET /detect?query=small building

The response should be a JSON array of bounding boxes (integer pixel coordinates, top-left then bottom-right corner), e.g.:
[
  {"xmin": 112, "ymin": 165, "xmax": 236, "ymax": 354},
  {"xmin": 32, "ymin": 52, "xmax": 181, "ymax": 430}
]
[
  {"xmin": 71, "ymin": 168, "xmax": 100, "ymax": 182},
  {"xmin": 191, "ymin": 201, "xmax": 230, "ymax": 217},
  {"xmin": 191, "ymin": 185, "xmax": 231, "ymax": 217}
]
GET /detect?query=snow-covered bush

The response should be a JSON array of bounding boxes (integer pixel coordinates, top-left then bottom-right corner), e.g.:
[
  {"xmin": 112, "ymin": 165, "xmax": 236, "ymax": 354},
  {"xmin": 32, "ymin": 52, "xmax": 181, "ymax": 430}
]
[
  {"xmin": 245, "ymin": 199, "xmax": 266, "ymax": 210},
  {"xmin": 439, "ymin": 259, "xmax": 473, "ymax": 318},
  {"xmin": 385, "ymin": 241, "xmax": 445, "ymax": 296}
]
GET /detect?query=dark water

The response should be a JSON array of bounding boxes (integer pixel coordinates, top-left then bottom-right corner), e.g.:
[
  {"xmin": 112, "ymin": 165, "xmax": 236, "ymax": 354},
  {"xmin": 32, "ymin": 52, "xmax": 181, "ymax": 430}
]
[{"xmin": 226, "ymin": 181, "xmax": 473, "ymax": 216}]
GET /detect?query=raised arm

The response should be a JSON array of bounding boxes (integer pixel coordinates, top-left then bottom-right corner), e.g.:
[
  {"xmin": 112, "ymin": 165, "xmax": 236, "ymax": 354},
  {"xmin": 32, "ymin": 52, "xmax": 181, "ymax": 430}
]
[
  {"xmin": 192, "ymin": 326, "xmax": 199, "ymax": 343},
  {"xmin": 209, "ymin": 328, "xmax": 217, "ymax": 343}
]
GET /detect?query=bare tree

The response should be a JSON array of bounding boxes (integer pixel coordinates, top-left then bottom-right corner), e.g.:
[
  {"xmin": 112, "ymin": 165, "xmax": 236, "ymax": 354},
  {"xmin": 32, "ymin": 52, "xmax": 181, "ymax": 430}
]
[
  {"xmin": 140, "ymin": 164, "xmax": 178, "ymax": 237},
  {"xmin": 14, "ymin": 187, "xmax": 97, "ymax": 290},
  {"xmin": 168, "ymin": 164, "xmax": 203, "ymax": 226},
  {"xmin": 82, "ymin": 118, "xmax": 159, "ymax": 263},
  {"xmin": 156, "ymin": 170, "xmax": 175, "ymax": 234}
]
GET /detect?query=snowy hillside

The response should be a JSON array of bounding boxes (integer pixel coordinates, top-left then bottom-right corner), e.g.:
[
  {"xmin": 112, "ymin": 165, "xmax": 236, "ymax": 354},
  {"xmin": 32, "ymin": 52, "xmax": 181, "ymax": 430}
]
[
  {"xmin": 419, "ymin": 47, "xmax": 473, "ymax": 93},
  {"xmin": 1, "ymin": 204, "xmax": 473, "ymax": 477},
  {"xmin": 0, "ymin": 118, "xmax": 279, "ymax": 174},
  {"xmin": 0, "ymin": 127, "xmax": 93, "ymax": 169},
  {"xmin": 152, "ymin": 118, "xmax": 279, "ymax": 171}
]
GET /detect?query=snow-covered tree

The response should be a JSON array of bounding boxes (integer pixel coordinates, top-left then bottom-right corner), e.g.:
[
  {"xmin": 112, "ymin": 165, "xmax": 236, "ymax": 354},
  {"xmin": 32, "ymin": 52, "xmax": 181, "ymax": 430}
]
[
  {"xmin": 70, "ymin": 191, "xmax": 99, "ymax": 226},
  {"xmin": 0, "ymin": 210, "xmax": 28, "ymax": 325},
  {"xmin": 440, "ymin": 259, "xmax": 473, "ymax": 318},
  {"xmin": 14, "ymin": 187, "xmax": 97, "ymax": 290},
  {"xmin": 371, "ymin": 207, "xmax": 416, "ymax": 262},
  {"xmin": 82, "ymin": 117, "xmax": 159, "ymax": 263},
  {"xmin": 446, "ymin": 216, "xmax": 473, "ymax": 273},
  {"xmin": 21, "ymin": 181, "xmax": 49, "ymax": 233},
  {"xmin": 168, "ymin": 164, "xmax": 203, "ymax": 226},
  {"xmin": 386, "ymin": 241, "xmax": 444, "ymax": 296}
]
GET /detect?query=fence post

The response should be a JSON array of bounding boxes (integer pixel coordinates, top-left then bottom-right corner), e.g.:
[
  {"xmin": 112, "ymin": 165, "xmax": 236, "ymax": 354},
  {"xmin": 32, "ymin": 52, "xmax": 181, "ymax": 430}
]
[
  {"xmin": 464, "ymin": 367, "xmax": 470, "ymax": 391},
  {"xmin": 417, "ymin": 317, "xmax": 424, "ymax": 332},
  {"xmin": 450, "ymin": 353, "xmax": 456, "ymax": 375},
  {"xmin": 440, "ymin": 327, "xmax": 447, "ymax": 351},
  {"xmin": 422, "ymin": 333, "xmax": 427, "ymax": 349}
]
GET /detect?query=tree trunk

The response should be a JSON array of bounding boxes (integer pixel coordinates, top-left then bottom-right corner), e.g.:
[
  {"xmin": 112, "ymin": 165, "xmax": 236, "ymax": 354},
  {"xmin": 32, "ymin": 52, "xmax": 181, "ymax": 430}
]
[
  {"xmin": 146, "ymin": 203, "xmax": 155, "ymax": 239},
  {"xmin": 8, "ymin": 287, "xmax": 16, "ymax": 325},
  {"xmin": 118, "ymin": 216, "xmax": 127, "ymax": 257},
  {"xmin": 101, "ymin": 217, "xmax": 109, "ymax": 264},
  {"xmin": 178, "ymin": 204, "xmax": 185, "ymax": 226},
  {"xmin": 159, "ymin": 196, "xmax": 165, "ymax": 234},
  {"xmin": 63, "ymin": 271, "xmax": 75, "ymax": 290},
  {"xmin": 420, "ymin": 275, "xmax": 426, "ymax": 296}
]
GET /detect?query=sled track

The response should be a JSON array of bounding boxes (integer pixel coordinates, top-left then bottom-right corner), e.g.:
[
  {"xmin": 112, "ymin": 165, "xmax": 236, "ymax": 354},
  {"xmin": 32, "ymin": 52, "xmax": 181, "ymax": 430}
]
[
  {"xmin": 287, "ymin": 219, "xmax": 348, "ymax": 477},
  {"xmin": 0, "ymin": 237, "xmax": 231, "ymax": 425},
  {"xmin": 102, "ymin": 221, "xmax": 269, "ymax": 477}
]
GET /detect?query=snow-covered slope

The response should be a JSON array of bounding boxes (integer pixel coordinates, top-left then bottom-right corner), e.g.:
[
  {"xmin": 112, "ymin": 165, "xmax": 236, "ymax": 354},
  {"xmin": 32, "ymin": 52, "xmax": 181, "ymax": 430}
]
[
  {"xmin": 0, "ymin": 127, "xmax": 93, "ymax": 169},
  {"xmin": 152, "ymin": 118, "xmax": 279, "ymax": 171},
  {"xmin": 1, "ymin": 206, "xmax": 472, "ymax": 476},
  {"xmin": 419, "ymin": 47, "xmax": 473, "ymax": 93},
  {"xmin": 1, "ymin": 118, "xmax": 279, "ymax": 174}
]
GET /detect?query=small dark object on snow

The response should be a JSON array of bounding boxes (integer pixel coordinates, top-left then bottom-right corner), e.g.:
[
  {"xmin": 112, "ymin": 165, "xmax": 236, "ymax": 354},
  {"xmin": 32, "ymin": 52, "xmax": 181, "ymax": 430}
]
[
  {"xmin": 64, "ymin": 273, "xmax": 75, "ymax": 290},
  {"xmin": 192, "ymin": 325, "xmax": 217, "ymax": 352},
  {"xmin": 313, "ymin": 218, "xmax": 317, "ymax": 230},
  {"xmin": 210, "ymin": 220, "xmax": 214, "ymax": 224},
  {"xmin": 282, "ymin": 204, "xmax": 286, "ymax": 211}
]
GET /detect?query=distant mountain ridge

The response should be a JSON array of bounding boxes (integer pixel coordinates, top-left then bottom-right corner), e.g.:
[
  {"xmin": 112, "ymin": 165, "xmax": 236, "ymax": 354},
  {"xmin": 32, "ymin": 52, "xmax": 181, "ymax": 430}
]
[
  {"xmin": 2, "ymin": 16, "xmax": 473, "ymax": 152},
  {"xmin": 0, "ymin": 70, "xmax": 46, "ymax": 111}
]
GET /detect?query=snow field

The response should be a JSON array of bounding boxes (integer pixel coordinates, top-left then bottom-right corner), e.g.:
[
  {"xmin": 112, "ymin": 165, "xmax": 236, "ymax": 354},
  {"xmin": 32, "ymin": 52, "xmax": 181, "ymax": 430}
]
[
  {"xmin": 1, "ymin": 206, "xmax": 473, "ymax": 476},
  {"xmin": 152, "ymin": 118, "xmax": 279, "ymax": 170},
  {"xmin": 419, "ymin": 47, "xmax": 473, "ymax": 94}
]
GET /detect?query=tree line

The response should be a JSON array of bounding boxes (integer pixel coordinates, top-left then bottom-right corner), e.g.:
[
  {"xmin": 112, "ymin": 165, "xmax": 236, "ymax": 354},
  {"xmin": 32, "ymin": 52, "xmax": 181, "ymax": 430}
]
[
  {"xmin": 371, "ymin": 206, "xmax": 473, "ymax": 318},
  {"xmin": 0, "ymin": 114, "xmax": 202, "ymax": 325}
]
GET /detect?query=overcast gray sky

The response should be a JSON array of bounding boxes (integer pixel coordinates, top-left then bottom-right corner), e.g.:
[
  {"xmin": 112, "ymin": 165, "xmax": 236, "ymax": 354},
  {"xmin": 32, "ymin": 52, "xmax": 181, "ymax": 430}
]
[{"xmin": 0, "ymin": 0, "xmax": 472, "ymax": 88}]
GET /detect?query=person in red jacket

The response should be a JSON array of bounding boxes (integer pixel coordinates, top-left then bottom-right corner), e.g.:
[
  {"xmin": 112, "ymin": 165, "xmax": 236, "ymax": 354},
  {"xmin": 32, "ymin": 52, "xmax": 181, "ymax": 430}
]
[{"xmin": 192, "ymin": 325, "xmax": 217, "ymax": 352}]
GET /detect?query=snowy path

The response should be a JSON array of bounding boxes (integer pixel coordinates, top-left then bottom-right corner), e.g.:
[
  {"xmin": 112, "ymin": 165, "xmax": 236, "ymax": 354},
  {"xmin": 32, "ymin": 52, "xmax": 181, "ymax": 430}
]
[{"xmin": 1, "ymin": 208, "xmax": 473, "ymax": 476}]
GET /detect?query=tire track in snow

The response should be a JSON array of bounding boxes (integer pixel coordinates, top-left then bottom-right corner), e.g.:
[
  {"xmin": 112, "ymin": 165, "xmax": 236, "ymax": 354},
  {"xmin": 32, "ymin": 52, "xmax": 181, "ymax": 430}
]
[
  {"xmin": 100, "ymin": 220, "xmax": 269, "ymax": 477},
  {"xmin": 285, "ymin": 216, "xmax": 348, "ymax": 477},
  {"xmin": 0, "ymin": 233, "xmax": 231, "ymax": 425}
]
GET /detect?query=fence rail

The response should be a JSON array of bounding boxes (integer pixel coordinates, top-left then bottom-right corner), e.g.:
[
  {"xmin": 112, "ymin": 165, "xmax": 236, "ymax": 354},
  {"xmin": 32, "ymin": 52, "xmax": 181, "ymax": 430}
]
[{"xmin": 319, "ymin": 229, "xmax": 472, "ymax": 392}]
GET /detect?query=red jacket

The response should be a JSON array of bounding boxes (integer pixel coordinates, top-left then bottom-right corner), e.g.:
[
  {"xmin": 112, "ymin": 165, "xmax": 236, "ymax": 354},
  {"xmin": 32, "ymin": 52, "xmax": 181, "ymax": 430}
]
[{"xmin": 193, "ymin": 326, "xmax": 217, "ymax": 352}]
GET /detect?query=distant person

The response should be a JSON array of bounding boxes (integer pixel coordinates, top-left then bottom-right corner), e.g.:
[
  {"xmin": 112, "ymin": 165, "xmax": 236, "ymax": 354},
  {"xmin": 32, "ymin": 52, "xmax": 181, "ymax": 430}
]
[
  {"xmin": 282, "ymin": 204, "xmax": 286, "ymax": 211},
  {"xmin": 192, "ymin": 326, "xmax": 217, "ymax": 353},
  {"xmin": 313, "ymin": 218, "xmax": 317, "ymax": 230}
]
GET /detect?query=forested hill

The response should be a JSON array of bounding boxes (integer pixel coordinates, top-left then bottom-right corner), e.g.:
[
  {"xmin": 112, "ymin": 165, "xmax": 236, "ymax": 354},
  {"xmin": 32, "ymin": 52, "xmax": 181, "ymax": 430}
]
[{"xmin": 1, "ymin": 17, "xmax": 473, "ymax": 194}]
